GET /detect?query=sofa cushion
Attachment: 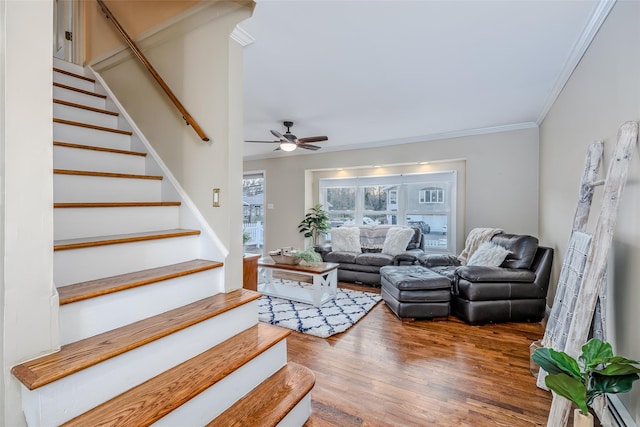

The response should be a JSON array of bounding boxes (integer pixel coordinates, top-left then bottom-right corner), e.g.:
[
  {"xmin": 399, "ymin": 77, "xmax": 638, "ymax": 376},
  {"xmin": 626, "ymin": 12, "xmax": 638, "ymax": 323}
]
[
  {"xmin": 491, "ymin": 234, "xmax": 539, "ymax": 269},
  {"xmin": 331, "ymin": 227, "xmax": 362, "ymax": 253},
  {"xmin": 466, "ymin": 242, "xmax": 510, "ymax": 267},
  {"xmin": 355, "ymin": 252, "xmax": 394, "ymax": 267},
  {"xmin": 382, "ymin": 227, "xmax": 415, "ymax": 255},
  {"xmin": 324, "ymin": 251, "xmax": 358, "ymax": 264},
  {"xmin": 380, "ymin": 265, "xmax": 451, "ymax": 291}
]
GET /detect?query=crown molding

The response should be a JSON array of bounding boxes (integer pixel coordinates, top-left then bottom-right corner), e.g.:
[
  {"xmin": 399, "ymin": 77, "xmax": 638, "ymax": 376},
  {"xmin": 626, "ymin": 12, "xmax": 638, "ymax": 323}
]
[
  {"xmin": 231, "ymin": 25, "xmax": 255, "ymax": 47},
  {"xmin": 536, "ymin": 0, "xmax": 617, "ymax": 125},
  {"xmin": 243, "ymin": 122, "xmax": 539, "ymax": 161}
]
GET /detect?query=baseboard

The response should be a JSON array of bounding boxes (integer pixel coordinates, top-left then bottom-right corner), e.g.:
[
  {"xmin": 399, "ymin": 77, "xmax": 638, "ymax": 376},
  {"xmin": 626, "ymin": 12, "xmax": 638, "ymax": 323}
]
[{"xmin": 607, "ymin": 395, "xmax": 638, "ymax": 427}]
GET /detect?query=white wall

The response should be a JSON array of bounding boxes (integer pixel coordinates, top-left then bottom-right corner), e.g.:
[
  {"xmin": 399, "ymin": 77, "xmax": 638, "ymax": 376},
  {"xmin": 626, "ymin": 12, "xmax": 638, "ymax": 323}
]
[
  {"xmin": 539, "ymin": 0, "xmax": 640, "ymax": 421},
  {"xmin": 1, "ymin": 1, "xmax": 58, "ymax": 426},
  {"xmin": 244, "ymin": 127, "xmax": 540, "ymax": 253},
  {"xmin": 93, "ymin": 4, "xmax": 253, "ymax": 291}
]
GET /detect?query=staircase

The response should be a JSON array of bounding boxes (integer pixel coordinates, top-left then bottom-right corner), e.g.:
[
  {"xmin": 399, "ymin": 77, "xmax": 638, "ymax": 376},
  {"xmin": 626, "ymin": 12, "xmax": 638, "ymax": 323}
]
[{"xmin": 11, "ymin": 58, "xmax": 314, "ymax": 426}]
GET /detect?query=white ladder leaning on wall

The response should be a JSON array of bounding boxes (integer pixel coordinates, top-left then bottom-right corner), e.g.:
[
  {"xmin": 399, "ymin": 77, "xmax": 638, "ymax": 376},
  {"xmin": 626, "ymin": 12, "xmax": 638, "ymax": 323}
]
[{"xmin": 537, "ymin": 121, "xmax": 639, "ymax": 427}]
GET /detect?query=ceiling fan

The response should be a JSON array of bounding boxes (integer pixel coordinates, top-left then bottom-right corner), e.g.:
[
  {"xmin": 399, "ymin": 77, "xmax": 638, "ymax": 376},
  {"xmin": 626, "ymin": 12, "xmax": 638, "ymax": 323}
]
[{"xmin": 245, "ymin": 121, "xmax": 328, "ymax": 152}]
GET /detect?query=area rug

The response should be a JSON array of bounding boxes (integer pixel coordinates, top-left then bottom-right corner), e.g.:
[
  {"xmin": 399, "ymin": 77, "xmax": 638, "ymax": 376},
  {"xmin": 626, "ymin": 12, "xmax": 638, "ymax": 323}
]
[{"xmin": 257, "ymin": 279, "xmax": 382, "ymax": 338}]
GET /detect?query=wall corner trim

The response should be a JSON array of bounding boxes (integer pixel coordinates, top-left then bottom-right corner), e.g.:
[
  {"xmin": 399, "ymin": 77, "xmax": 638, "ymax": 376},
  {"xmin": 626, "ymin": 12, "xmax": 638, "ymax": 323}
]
[{"xmin": 536, "ymin": 0, "xmax": 617, "ymax": 126}]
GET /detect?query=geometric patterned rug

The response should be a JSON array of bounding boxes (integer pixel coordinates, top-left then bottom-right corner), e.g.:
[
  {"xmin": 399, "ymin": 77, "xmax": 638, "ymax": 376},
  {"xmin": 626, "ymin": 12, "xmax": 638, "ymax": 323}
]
[{"xmin": 257, "ymin": 279, "xmax": 382, "ymax": 338}]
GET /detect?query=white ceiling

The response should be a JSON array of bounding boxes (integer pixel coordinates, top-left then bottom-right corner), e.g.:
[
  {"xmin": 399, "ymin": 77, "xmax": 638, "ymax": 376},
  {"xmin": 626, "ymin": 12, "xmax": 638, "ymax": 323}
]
[{"xmin": 241, "ymin": 0, "xmax": 605, "ymax": 160}]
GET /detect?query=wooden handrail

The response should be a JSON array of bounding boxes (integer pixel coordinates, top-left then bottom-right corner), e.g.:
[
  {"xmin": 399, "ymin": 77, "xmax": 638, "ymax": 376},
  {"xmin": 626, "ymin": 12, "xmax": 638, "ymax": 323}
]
[{"xmin": 96, "ymin": 0, "xmax": 210, "ymax": 142}]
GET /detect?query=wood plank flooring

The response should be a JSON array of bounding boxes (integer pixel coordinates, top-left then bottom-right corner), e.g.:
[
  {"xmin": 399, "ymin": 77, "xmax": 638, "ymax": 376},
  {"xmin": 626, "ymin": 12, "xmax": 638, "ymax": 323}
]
[{"xmin": 277, "ymin": 273, "xmax": 556, "ymax": 426}]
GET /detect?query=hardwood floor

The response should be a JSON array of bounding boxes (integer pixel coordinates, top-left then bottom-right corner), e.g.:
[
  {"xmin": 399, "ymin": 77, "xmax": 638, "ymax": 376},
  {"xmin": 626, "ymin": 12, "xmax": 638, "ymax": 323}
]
[{"xmin": 280, "ymin": 276, "xmax": 555, "ymax": 426}]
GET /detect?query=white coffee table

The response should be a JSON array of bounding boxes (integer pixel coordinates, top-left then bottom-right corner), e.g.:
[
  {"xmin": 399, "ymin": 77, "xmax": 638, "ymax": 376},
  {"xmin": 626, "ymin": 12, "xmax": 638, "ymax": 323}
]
[{"xmin": 257, "ymin": 259, "xmax": 339, "ymax": 307}]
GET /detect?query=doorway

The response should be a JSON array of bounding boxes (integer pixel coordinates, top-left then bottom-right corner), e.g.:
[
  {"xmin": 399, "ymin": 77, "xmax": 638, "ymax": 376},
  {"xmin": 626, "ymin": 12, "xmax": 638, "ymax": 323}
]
[{"xmin": 53, "ymin": 0, "xmax": 83, "ymax": 63}]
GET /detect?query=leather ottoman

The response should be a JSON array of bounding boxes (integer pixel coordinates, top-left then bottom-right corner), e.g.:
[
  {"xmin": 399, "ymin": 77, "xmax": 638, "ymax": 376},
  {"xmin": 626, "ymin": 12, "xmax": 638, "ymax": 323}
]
[{"xmin": 380, "ymin": 265, "xmax": 451, "ymax": 321}]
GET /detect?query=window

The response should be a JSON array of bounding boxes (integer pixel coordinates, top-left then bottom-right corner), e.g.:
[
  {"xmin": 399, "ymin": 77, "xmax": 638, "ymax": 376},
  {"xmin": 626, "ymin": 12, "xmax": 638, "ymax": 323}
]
[
  {"xmin": 419, "ymin": 187, "xmax": 444, "ymax": 204},
  {"xmin": 320, "ymin": 171, "xmax": 456, "ymax": 252},
  {"xmin": 243, "ymin": 172, "xmax": 265, "ymax": 253}
]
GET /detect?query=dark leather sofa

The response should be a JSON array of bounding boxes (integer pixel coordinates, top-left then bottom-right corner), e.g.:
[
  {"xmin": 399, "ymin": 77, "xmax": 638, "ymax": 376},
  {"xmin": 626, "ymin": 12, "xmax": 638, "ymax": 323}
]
[
  {"xmin": 419, "ymin": 234, "xmax": 554, "ymax": 324},
  {"xmin": 316, "ymin": 225, "xmax": 425, "ymax": 286}
]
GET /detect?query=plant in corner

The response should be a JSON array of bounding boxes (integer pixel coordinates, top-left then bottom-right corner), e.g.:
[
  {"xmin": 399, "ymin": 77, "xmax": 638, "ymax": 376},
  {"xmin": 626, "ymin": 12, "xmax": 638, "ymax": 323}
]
[
  {"xmin": 532, "ymin": 338, "xmax": 640, "ymax": 426},
  {"xmin": 298, "ymin": 204, "xmax": 331, "ymax": 248}
]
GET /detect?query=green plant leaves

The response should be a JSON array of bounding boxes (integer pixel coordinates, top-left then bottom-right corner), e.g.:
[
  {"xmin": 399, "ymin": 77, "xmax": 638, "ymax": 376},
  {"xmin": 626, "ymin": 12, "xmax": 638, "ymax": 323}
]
[
  {"xmin": 580, "ymin": 338, "xmax": 613, "ymax": 369},
  {"xmin": 532, "ymin": 348, "xmax": 581, "ymax": 379},
  {"xmin": 545, "ymin": 374, "xmax": 589, "ymax": 415},
  {"xmin": 533, "ymin": 338, "xmax": 640, "ymax": 415}
]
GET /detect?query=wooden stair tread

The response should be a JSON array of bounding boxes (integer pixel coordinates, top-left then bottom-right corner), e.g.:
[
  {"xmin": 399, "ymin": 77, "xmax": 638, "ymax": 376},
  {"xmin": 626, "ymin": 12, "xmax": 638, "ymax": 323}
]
[
  {"xmin": 54, "ymin": 229, "xmax": 200, "ymax": 251},
  {"xmin": 53, "ymin": 67, "xmax": 95, "ymax": 83},
  {"xmin": 58, "ymin": 259, "xmax": 223, "ymax": 305},
  {"xmin": 53, "ymin": 169, "xmax": 162, "ymax": 180},
  {"xmin": 54, "ymin": 201, "xmax": 180, "ymax": 208},
  {"xmin": 11, "ymin": 289, "xmax": 261, "ymax": 390},
  {"xmin": 207, "ymin": 362, "xmax": 315, "ymax": 427},
  {"xmin": 53, "ymin": 118, "xmax": 133, "ymax": 135},
  {"xmin": 54, "ymin": 141, "xmax": 146, "ymax": 157},
  {"xmin": 54, "ymin": 99, "xmax": 119, "ymax": 116},
  {"xmin": 61, "ymin": 323, "xmax": 290, "ymax": 427},
  {"xmin": 53, "ymin": 82, "xmax": 106, "ymax": 98}
]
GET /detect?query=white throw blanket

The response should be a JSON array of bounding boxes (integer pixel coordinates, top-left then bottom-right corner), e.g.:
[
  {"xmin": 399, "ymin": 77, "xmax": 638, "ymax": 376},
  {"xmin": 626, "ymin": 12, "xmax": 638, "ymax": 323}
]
[{"xmin": 458, "ymin": 227, "xmax": 504, "ymax": 265}]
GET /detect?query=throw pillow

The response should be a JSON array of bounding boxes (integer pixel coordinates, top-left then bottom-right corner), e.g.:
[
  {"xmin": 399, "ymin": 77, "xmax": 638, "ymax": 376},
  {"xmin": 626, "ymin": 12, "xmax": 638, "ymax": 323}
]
[
  {"xmin": 466, "ymin": 242, "xmax": 510, "ymax": 267},
  {"xmin": 382, "ymin": 227, "xmax": 414, "ymax": 256},
  {"xmin": 330, "ymin": 227, "xmax": 362, "ymax": 252}
]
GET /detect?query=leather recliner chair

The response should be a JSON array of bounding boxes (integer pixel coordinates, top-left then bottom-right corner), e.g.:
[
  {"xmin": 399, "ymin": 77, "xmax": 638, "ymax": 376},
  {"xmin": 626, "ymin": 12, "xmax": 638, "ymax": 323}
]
[{"xmin": 420, "ymin": 234, "xmax": 554, "ymax": 324}]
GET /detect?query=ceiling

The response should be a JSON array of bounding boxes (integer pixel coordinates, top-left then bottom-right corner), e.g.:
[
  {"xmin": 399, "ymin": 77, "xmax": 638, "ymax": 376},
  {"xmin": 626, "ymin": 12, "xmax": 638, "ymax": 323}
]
[{"xmin": 240, "ymin": 0, "xmax": 605, "ymax": 160}]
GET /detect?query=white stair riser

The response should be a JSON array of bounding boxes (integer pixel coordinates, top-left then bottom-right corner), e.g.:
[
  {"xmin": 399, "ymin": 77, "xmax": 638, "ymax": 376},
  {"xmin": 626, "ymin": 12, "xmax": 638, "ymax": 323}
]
[
  {"xmin": 54, "ymin": 206, "xmax": 179, "ymax": 240},
  {"xmin": 154, "ymin": 342, "xmax": 288, "ymax": 427},
  {"xmin": 54, "ymin": 103, "xmax": 118, "ymax": 128},
  {"xmin": 21, "ymin": 301, "xmax": 261, "ymax": 427},
  {"xmin": 58, "ymin": 268, "xmax": 223, "ymax": 344},
  {"xmin": 53, "ymin": 73, "xmax": 95, "ymax": 92},
  {"xmin": 53, "ymin": 86, "xmax": 105, "ymax": 110},
  {"xmin": 54, "ymin": 235, "xmax": 200, "ymax": 285},
  {"xmin": 54, "ymin": 174, "xmax": 162, "ymax": 203},
  {"xmin": 53, "ymin": 145, "xmax": 145, "ymax": 176},
  {"xmin": 277, "ymin": 393, "xmax": 312, "ymax": 427},
  {"xmin": 53, "ymin": 122, "xmax": 131, "ymax": 150}
]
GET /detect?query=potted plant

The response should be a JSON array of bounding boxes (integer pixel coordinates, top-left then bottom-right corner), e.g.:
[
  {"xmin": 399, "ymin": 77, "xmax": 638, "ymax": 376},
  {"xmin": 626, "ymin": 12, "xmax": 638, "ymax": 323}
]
[
  {"xmin": 532, "ymin": 338, "xmax": 640, "ymax": 427},
  {"xmin": 298, "ymin": 204, "xmax": 331, "ymax": 248},
  {"xmin": 295, "ymin": 247, "xmax": 323, "ymax": 265}
]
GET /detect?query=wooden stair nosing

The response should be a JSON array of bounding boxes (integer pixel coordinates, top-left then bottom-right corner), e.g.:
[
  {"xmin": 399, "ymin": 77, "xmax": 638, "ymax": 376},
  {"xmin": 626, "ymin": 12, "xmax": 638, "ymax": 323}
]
[
  {"xmin": 58, "ymin": 259, "xmax": 223, "ymax": 305},
  {"xmin": 207, "ymin": 363, "xmax": 315, "ymax": 427},
  {"xmin": 53, "ymin": 67, "xmax": 95, "ymax": 83},
  {"xmin": 54, "ymin": 229, "xmax": 200, "ymax": 251},
  {"xmin": 53, "ymin": 141, "xmax": 146, "ymax": 157},
  {"xmin": 53, "ymin": 118, "xmax": 133, "ymax": 136},
  {"xmin": 53, "ymin": 169, "xmax": 162, "ymax": 181},
  {"xmin": 54, "ymin": 99, "xmax": 119, "ymax": 116},
  {"xmin": 11, "ymin": 289, "xmax": 262, "ymax": 390},
  {"xmin": 54, "ymin": 202, "xmax": 180, "ymax": 209},
  {"xmin": 60, "ymin": 323, "xmax": 290, "ymax": 427},
  {"xmin": 53, "ymin": 82, "xmax": 106, "ymax": 99}
]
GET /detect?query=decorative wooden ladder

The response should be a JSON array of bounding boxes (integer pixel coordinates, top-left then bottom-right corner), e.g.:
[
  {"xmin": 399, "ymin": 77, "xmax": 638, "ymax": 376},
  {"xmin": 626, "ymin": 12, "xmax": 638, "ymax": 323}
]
[
  {"xmin": 11, "ymin": 59, "xmax": 314, "ymax": 426},
  {"xmin": 538, "ymin": 121, "xmax": 638, "ymax": 426}
]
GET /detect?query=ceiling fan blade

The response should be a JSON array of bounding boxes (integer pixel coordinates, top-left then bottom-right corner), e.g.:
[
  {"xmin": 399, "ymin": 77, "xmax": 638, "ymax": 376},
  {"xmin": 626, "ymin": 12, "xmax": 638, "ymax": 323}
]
[
  {"xmin": 270, "ymin": 130, "xmax": 286, "ymax": 140},
  {"xmin": 244, "ymin": 140, "xmax": 280, "ymax": 143},
  {"xmin": 298, "ymin": 144, "xmax": 321, "ymax": 150},
  {"xmin": 298, "ymin": 136, "xmax": 328, "ymax": 143}
]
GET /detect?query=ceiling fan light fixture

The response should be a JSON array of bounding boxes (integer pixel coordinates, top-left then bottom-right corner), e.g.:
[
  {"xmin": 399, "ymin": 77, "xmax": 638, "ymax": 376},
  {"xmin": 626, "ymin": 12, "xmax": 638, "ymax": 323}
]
[{"xmin": 280, "ymin": 141, "xmax": 297, "ymax": 151}]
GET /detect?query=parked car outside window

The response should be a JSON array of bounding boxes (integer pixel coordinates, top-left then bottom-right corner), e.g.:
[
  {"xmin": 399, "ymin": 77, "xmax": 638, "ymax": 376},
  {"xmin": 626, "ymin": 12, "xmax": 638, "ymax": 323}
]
[{"xmin": 407, "ymin": 220, "xmax": 430, "ymax": 234}]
